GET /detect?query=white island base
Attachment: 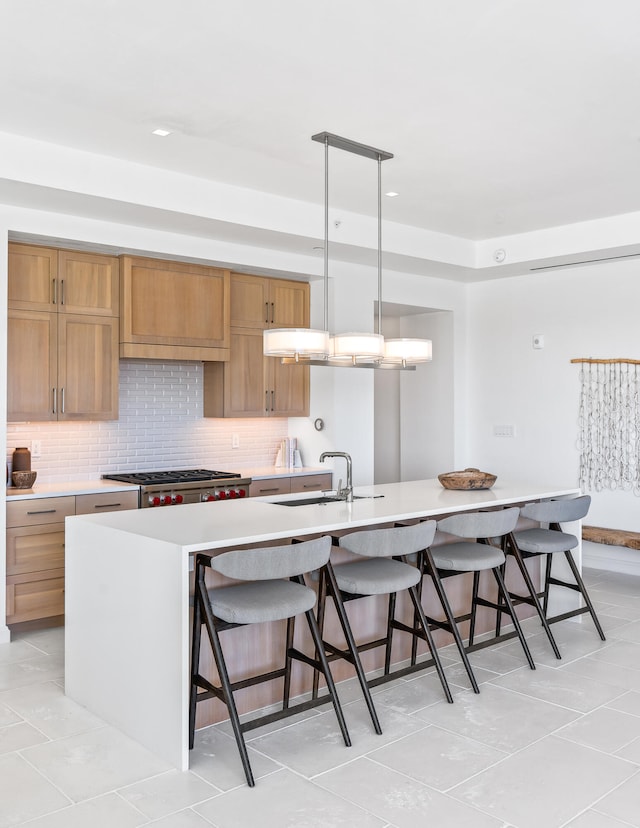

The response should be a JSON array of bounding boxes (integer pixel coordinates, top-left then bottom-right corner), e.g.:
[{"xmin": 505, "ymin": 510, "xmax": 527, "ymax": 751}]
[{"xmin": 64, "ymin": 478, "xmax": 581, "ymax": 770}]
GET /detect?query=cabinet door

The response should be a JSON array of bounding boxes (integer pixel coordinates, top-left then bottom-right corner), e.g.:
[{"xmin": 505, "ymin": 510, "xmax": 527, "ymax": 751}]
[
  {"xmin": 8, "ymin": 243, "xmax": 57, "ymax": 311},
  {"xmin": 7, "ymin": 309, "xmax": 57, "ymax": 421},
  {"xmin": 269, "ymin": 358, "xmax": 309, "ymax": 417},
  {"xmin": 58, "ymin": 250, "xmax": 119, "ymax": 316},
  {"xmin": 269, "ymin": 279, "xmax": 310, "ymax": 328},
  {"xmin": 58, "ymin": 314, "xmax": 119, "ymax": 420},
  {"xmin": 224, "ymin": 329, "xmax": 269, "ymax": 417},
  {"xmin": 120, "ymin": 257, "xmax": 230, "ymax": 358},
  {"xmin": 230, "ymin": 273, "xmax": 269, "ymax": 329}
]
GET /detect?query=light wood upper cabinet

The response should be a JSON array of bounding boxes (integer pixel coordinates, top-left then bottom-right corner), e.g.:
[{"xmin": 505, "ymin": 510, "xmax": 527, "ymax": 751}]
[
  {"xmin": 57, "ymin": 249, "xmax": 119, "ymax": 316},
  {"xmin": 7, "ymin": 244, "xmax": 58, "ymax": 310},
  {"xmin": 7, "ymin": 310, "xmax": 119, "ymax": 421},
  {"xmin": 204, "ymin": 273, "xmax": 310, "ymax": 418},
  {"xmin": 57, "ymin": 315, "xmax": 119, "ymax": 420},
  {"xmin": 120, "ymin": 256, "xmax": 230, "ymax": 361},
  {"xmin": 7, "ymin": 243, "xmax": 120, "ymax": 422},
  {"xmin": 8, "ymin": 243, "xmax": 119, "ymax": 316},
  {"xmin": 7, "ymin": 310, "xmax": 58, "ymax": 421}
]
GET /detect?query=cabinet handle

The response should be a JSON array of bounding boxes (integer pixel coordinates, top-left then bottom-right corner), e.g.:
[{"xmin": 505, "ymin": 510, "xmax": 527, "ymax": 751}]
[
  {"xmin": 265, "ymin": 302, "xmax": 269, "ymax": 324},
  {"xmin": 93, "ymin": 502, "xmax": 122, "ymax": 509},
  {"xmin": 60, "ymin": 279, "xmax": 65, "ymax": 305},
  {"xmin": 52, "ymin": 278, "xmax": 57, "ymax": 305},
  {"xmin": 265, "ymin": 390, "xmax": 269, "ymax": 413},
  {"xmin": 27, "ymin": 509, "xmax": 57, "ymax": 515},
  {"xmin": 52, "ymin": 387, "xmax": 57, "ymax": 414},
  {"xmin": 61, "ymin": 388, "xmax": 65, "ymax": 414},
  {"xmin": 302, "ymin": 483, "xmax": 320, "ymax": 489},
  {"xmin": 259, "ymin": 487, "xmax": 280, "ymax": 493},
  {"xmin": 271, "ymin": 302, "xmax": 275, "ymax": 324},
  {"xmin": 271, "ymin": 390, "xmax": 274, "ymax": 411}
]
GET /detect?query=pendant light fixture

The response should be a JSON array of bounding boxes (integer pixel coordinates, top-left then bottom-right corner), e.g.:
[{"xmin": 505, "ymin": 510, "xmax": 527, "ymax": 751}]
[{"xmin": 264, "ymin": 131, "xmax": 432, "ymax": 369}]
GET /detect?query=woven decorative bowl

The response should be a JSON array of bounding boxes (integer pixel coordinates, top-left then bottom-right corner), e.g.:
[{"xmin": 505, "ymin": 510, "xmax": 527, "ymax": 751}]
[
  {"xmin": 438, "ymin": 467, "xmax": 497, "ymax": 490},
  {"xmin": 11, "ymin": 470, "xmax": 37, "ymax": 489}
]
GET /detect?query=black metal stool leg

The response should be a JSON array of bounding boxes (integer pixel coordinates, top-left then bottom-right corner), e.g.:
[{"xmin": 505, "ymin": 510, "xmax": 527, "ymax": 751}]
[
  {"xmin": 563, "ymin": 550, "xmax": 607, "ymax": 640},
  {"xmin": 492, "ymin": 566, "xmax": 535, "ymax": 671},
  {"xmin": 424, "ymin": 550, "xmax": 480, "ymax": 693},
  {"xmin": 303, "ymin": 602, "xmax": 351, "ymax": 748},
  {"xmin": 408, "ymin": 584, "xmax": 453, "ymax": 703},
  {"xmin": 312, "ymin": 567, "xmax": 328, "ymax": 701},
  {"xmin": 542, "ymin": 554, "xmax": 553, "ymax": 615},
  {"xmin": 505, "ymin": 533, "xmax": 562, "ymax": 658},
  {"xmin": 324, "ymin": 562, "xmax": 383, "ymax": 735},
  {"xmin": 200, "ymin": 592, "xmax": 255, "ymax": 787},
  {"xmin": 384, "ymin": 592, "xmax": 397, "ymax": 675},
  {"xmin": 468, "ymin": 571, "xmax": 480, "ymax": 646},
  {"xmin": 188, "ymin": 583, "xmax": 203, "ymax": 750},
  {"xmin": 282, "ymin": 615, "xmax": 296, "ymax": 709}
]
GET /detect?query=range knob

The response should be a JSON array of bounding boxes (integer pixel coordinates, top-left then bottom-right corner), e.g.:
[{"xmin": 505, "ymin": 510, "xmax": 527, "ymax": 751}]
[
  {"xmin": 150, "ymin": 495, "xmax": 161, "ymax": 507},
  {"xmin": 202, "ymin": 493, "xmax": 215, "ymax": 502},
  {"xmin": 218, "ymin": 490, "xmax": 228, "ymax": 500},
  {"xmin": 162, "ymin": 495, "xmax": 173, "ymax": 506},
  {"xmin": 173, "ymin": 494, "xmax": 183, "ymax": 504},
  {"xmin": 238, "ymin": 488, "xmax": 247, "ymax": 498},
  {"xmin": 229, "ymin": 489, "xmax": 238, "ymax": 498}
]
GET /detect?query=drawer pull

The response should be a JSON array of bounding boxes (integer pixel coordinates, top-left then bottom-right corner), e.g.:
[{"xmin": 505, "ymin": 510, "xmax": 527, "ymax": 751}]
[
  {"xmin": 302, "ymin": 484, "xmax": 320, "ymax": 489},
  {"xmin": 258, "ymin": 487, "xmax": 279, "ymax": 493},
  {"xmin": 26, "ymin": 509, "xmax": 57, "ymax": 516},
  {"xmin": 94, "ymin": 502, "xmax": 122, "ymax": 509}
]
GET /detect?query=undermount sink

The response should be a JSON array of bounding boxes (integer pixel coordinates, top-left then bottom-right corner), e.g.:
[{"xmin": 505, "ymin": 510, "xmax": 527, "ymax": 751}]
[{"xmin": 275, "ymin": 495, "xmax": 380, "ymax": 507}]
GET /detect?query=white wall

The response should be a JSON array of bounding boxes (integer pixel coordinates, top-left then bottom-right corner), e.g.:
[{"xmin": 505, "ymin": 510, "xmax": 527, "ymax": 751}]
[{"xmin": 467, "ymin": 258, "xmax": 640, "ymax": 533}]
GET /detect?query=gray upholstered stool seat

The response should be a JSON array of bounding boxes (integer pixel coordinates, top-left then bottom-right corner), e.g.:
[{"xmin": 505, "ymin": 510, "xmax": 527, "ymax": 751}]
[
  {"xmin": 413, "ymin": 507, "xmax": 535, "ymax": 694},
  {"xmin": 315, "ymin": 521, "xmax": 453, "ymax": 712},
  {"xmin": 430, "ymin": 541, "xmax": 505, "ymax": 571},
  {"xmin": 209, "ymin": 580, "xmax": 317, "ymax": 624},
  {"xmin": 189, "ymin": 535, "xmax": 352, "ymax": 787},
  {"xmin": 508, "ymin": 495, "xmax": 605, "ymax": 641},
  {"xmin": 333, "ymin": 557, "xmax": 422, "ymax": 595}
]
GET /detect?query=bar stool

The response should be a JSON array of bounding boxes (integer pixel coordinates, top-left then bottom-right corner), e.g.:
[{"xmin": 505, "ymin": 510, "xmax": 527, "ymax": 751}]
[
  {"xmin": 416, "ymin": 507, "xmax": 536, "ymax": 692},
  {"xmin": 508, "ymin": 495, "xmax": 606, "ymax": 640},
  {"xmin": 314, "ymin": 521, "xmax": 454, "ymax": 712},
  {"xmin": 189, "ymin": 536, "xmax": 351, "ymax": 787}
]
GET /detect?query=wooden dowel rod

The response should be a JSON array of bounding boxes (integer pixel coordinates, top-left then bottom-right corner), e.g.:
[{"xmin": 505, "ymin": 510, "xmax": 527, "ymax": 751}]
[{"xmin": 570, "ymin": 358, "xmax": 640, "ymax": 365}]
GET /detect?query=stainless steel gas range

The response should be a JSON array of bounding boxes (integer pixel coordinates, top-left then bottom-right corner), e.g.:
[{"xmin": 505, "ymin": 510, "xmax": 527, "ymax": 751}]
[{"xmin": 102, "ymin": 469, "xmax": 252, "ymax": 508}]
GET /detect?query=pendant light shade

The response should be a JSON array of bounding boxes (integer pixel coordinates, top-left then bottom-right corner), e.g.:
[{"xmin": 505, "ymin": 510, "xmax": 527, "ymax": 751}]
[
  {"xmin": 330, "ymin": 332, "xmax": 385, "ymax": 363},
  {"xmin": 383, "ymin": 337, "xmax": 433, "ymax": 365},
  {"xmin": 263, "ymin": 328, "xmax": 330, "ymax": 360}
]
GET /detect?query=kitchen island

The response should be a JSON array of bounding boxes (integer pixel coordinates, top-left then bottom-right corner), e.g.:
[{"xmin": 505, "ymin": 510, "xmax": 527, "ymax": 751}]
[{"xmin": 65, "ymin": 477, "xmax": 581, "ymax": 770}]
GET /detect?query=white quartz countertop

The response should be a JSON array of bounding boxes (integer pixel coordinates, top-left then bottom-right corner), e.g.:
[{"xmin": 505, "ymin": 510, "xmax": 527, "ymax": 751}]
[
  {"xmin": 67, "ymin": 477, "xmax": 581, "ymax": 553},
  {"xmin": 6, "ymin": 479, "xmax": 140, "ymax": 500}
]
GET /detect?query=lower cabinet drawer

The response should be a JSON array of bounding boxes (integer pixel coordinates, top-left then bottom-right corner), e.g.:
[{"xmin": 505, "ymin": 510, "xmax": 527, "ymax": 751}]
[
  {"xmin": 6, "ymin": 523, "xmax": 65, "ymax": 576},
  {"xmin": 76, "ymin": 490, "xmax": 139, "ymax": 514},
  {"xmin": 290, "ymin": 473, "xmax": 332, "ymax": 494},
  {"xmin": 249, "ymin": 478, "xmax": 291, "ymax": 497},
  {"xmin": 6, "ymin": 571, "xmax": 65, "ymax": 624}
]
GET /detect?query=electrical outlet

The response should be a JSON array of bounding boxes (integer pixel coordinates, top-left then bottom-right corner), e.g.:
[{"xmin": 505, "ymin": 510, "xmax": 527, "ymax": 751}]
[
  {"xmin": 32, "ymin": 439, "xmax": 42, "ymax": 458},
  {"xmin": 232, "ymin": 433, "xmax": 240, "ymax": 449},
  {"xmin": 493, "ymin": 424, "xmax": 516, "ymax": 438}
]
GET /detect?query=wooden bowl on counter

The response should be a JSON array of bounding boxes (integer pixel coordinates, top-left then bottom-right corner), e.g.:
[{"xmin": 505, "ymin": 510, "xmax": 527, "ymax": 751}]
[
  {"xmin": 11, "ymin": 470, "xmax": 37, "ymax": 489},
  {"xmin": 438, "ymin": 467, "xmax": 497, "ymax": 490}
]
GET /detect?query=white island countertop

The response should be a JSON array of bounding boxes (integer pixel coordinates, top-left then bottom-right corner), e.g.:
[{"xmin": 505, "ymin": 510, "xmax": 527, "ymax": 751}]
[
  {"xmin": 65, "ymin": 477, "xmax": 581, "ymax": 772},
  {"xmin": 67, "ymin": 477, "xmax": 581, "ymax": 553}
]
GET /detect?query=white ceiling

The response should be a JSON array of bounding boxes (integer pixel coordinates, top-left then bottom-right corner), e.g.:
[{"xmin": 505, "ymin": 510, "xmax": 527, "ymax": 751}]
[{"xmin": 2, "ymin": 0, "xmax": 640, "ymax": 245}]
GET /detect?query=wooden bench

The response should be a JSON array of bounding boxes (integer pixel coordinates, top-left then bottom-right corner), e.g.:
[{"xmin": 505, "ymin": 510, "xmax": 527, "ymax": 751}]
[{"xmin": 582, "ymin": 525, "xmax": 640, "ymax": 550}]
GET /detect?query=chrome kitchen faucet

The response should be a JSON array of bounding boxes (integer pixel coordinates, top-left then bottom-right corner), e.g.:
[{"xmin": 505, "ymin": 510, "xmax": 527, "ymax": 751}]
[{"xmin": 319, "ymin": 451, "xmax": 353, "ymax": 502}]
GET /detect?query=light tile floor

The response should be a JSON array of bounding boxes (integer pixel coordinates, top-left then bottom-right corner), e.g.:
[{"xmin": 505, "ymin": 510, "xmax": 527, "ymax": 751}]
[{"xmin": 1, "ymin": 568, "xmax": 640, "ymax": 827}]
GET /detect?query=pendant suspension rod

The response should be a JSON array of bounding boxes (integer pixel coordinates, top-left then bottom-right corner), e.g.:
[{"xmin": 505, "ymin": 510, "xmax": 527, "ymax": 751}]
[
  {"xmin": 324, "ymin": 135, "xmax": 329, "ymax": 333},
  {"xmin": 377, "ymin": 153, "xmax": 382, "ymax": 337}
]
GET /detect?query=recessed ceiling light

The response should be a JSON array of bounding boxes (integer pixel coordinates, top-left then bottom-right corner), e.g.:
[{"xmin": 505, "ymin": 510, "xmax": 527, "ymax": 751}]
[
  {"xmin": 385, "ymin": 191, "xmax": 399, "ymax": 198},
  {"xmin": 152, "ymin": 128, "xmax": 171, "ymax": 137}
]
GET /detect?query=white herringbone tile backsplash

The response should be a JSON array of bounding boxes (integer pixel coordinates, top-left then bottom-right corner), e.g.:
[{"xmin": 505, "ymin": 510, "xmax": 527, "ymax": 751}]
[{"xmin": 6, "ymin": 360, "xmax": 290, "ymax": 482}]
